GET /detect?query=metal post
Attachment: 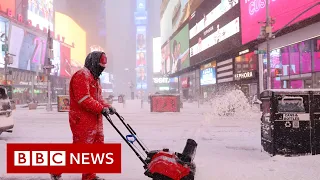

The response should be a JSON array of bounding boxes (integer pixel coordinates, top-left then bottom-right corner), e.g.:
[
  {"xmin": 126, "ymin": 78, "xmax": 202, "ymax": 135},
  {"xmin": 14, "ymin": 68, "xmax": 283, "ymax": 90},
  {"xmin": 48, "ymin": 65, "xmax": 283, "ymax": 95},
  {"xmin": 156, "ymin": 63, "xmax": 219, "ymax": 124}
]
[
  {"xmin": 31, "ymin": 73, "xmax": 35, "ymax": 99},
  {"xmin": 45, "ymin": 28, "xmax": 53, "ymax": 111},
  {"xmin": 4, "ymin": 22, "xmax": 8, "ymax": 85},
  {"xmin": 266, "ymin": 0, "xmax": 271, "ymax": 90},
  {"xmin": 4, "ymin": 54, "xmax": 7, "ymax": 85},
  {"xmin": 46, "ymin": 75, "xmax": 52, "ymax": 111}
]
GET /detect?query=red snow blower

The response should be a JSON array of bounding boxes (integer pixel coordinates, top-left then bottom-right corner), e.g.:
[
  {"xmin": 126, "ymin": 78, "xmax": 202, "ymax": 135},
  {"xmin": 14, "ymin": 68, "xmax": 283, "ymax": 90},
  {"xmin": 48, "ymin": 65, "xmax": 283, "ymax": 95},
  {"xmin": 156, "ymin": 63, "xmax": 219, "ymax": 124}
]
[{"xmin": 103, "ymin": 112, "xmax": 197, "ymax": 180}]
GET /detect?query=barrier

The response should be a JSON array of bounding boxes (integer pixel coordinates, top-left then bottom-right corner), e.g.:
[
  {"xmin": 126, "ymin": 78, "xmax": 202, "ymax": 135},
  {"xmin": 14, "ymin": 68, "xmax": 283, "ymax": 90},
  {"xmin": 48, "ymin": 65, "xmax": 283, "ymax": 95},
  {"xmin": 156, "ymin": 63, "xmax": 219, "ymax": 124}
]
[
  {"xmin": 150, "ymin": 94, "xmax": 180, "ymax": 112},
  {"xmin": 260, "ymin": 89, "xmax": 320, "ymax": 156}
]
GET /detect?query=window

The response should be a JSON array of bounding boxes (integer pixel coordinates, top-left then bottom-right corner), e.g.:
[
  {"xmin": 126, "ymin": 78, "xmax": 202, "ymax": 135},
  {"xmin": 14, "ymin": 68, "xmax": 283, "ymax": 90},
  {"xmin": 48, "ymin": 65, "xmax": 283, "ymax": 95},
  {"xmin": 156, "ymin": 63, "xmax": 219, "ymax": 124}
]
[
  {"xmin": 300, "ymin": 40, "xmax": 312, "ymax": 73},
  {"xmin": 272, "ymin": 77, "xmax": 281, "ymax": 89},
  {"xmin": 281, "ymin": 47, "xmax": 290, "ymax": 76},
  {"xmin": 290, "ymin": 80, "xmax": 303, "ymax": 89},
  {"xmin": 235, "ymin": 52, "xmax": 257, "ymax": 73},
  {"xmin": 314, "ymin": 38, "xmax": 320, "ymax": 72},
  {"xmin": 289, "ymin": 44, "xmax": 300, "ymax": 75}
]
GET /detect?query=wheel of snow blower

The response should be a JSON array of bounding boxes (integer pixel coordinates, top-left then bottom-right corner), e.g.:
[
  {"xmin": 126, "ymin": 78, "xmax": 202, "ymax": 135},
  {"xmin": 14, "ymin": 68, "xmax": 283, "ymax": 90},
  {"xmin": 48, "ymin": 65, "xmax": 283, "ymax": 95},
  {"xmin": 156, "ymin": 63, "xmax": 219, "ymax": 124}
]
[{"xmin": 152, "ymin": 174, "xmax": 173, "ymax": 180}]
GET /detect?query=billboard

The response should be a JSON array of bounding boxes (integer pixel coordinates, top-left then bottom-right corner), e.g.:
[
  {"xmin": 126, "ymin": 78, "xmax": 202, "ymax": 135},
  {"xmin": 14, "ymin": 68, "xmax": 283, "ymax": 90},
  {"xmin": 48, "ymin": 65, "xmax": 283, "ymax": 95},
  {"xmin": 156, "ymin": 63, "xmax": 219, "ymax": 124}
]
[
  {"xmin": 136, "ymin": 26, "xmax": 146, "ymax": 51},
  {"xmin": 200, "ymin": 61, "xmax": 217, "ymax": 85},
  {"xmin": 170, "ymin": 24, "xmax": 190, "ymax": 74},
  {"xmin": 153, "ymin": 37, "xmax": 162, "ymax": 73},
  {"xmin": 136, "ymin": 25, "xmax": 147, "ymax": 90},
  {"xmin": 8, "ymin": 25, "xmax": 47, "ymax": 72},
  {"xmin": 51, "ymin": 40, "xmax": 61, "ymax": 76},
  {"xmin": 136, "ymin": 0, "xmax": 146, "ymax": 11},
  {"xmin": 60, "ymin": 45, "xmax": 72, "ymax": 78},
  {"xmin": 136, "ymin": 66, "xmax": 147, "ymax": 90},
  {"xmin": 189, "ymin": 0, "xmax": 241, "ymax": 66},
  {"xmin": 160, "ymin": 0, "xmax": 204, "ymax": 45},
  {"xmin": 28, "ymin": 0, "xmax": 54, "ymax": 30},
  {"xmin": 161, "ymin": 41, "xmax": 171, "ymax": 75},
  {"xmin": 0, "ymin": 1, "xmax": 15, "ymax": 14},
  {"xmin": 240, "ymin": 0, "xmax": 320, "ymax": 45},
  {"xmin": 55, "ymin": 12, "xmax": 86, "ymax": 66},
  {"xmin": 134, "ymin": 11, "xmax": 148, "ymax": 25}
]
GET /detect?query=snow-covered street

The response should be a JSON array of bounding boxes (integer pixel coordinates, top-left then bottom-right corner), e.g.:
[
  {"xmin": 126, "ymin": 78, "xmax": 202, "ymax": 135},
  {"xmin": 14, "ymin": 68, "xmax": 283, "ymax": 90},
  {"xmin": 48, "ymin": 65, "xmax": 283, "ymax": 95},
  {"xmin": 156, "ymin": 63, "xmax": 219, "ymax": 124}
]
[{"xmin": 1, "ymin": 100, "xmax": 320, "ymax": 180}]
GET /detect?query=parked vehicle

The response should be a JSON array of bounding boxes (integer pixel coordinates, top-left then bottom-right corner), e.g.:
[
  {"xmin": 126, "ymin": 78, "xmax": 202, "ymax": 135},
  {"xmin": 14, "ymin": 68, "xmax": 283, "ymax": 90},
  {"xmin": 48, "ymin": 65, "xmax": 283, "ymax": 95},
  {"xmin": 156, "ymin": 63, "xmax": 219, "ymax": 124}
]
[{"xmin": 0, "ymin": 86, "xmax": 14, "ymax": 135}]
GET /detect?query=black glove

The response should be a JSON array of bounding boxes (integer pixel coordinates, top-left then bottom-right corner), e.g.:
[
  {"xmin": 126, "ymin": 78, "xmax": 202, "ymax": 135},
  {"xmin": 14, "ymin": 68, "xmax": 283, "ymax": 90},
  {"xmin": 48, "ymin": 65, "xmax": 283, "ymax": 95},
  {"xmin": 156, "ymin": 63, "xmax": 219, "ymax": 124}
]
[
  {"xmin": 109, "ymin": 106, "xmax": 116, "ymax": 115},
  {"xmin": 102, "ymin": 107, "xmax": 110, "ymax": 116}
]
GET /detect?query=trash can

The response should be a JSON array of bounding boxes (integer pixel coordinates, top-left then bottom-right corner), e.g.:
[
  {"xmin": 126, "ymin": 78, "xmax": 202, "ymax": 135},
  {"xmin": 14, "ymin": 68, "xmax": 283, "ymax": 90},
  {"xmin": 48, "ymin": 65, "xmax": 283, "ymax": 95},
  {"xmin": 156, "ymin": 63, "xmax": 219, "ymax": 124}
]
[
  {"xmin": 260, "ymin": 89, "xmax": 320, "ymax": 156},
  {"xmin": 118, "ymin": 95, "xmax": 123, "ymax": 103},
  {"xmin": 150, "ymin": 94, "xmax": 180, "ymax": 112}
]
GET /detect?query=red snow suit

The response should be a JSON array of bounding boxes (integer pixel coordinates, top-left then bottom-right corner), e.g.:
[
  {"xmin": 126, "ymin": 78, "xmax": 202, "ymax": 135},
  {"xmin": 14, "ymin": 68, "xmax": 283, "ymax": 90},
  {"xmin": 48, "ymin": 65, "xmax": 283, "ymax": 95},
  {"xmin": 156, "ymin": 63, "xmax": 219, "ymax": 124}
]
[{"xmin": 53, "ymin": 51, "xmax": 110, "ymax": 180}]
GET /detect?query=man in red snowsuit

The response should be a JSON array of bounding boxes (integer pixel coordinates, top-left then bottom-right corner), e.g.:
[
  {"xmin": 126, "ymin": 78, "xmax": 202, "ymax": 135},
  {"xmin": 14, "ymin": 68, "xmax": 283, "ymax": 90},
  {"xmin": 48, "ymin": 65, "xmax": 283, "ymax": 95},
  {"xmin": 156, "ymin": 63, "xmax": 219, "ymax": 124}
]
[{"xmin": 51, "ymin": 51, "xmax": 116, "ymax": 180}]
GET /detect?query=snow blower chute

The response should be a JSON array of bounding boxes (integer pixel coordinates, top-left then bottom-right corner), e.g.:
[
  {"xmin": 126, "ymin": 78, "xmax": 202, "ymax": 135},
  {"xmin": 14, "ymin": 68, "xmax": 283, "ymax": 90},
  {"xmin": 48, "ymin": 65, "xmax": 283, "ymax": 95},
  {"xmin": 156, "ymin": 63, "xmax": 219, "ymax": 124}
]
[{"xmin": 103, "ymin": 112, "xmax": 197, "ymax": 180}]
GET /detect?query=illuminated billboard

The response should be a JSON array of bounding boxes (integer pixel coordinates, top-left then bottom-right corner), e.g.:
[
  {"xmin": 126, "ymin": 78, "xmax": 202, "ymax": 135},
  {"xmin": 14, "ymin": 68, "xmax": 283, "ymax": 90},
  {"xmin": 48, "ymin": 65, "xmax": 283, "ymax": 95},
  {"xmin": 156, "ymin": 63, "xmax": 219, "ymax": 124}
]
[
  {"xmin": 160, "ymin": 0, "xmax": 204, "ymax": 45},
  {"xmin": 28, "ymin": 0, "xmax": 54, "ymax": 30},
  {"xmin": 0, "ymin": 1, "xmax": 15, "ymax": 15},
  {"xmin": 55, "ymin": 12, "xmax": 86, "ymax": 66},
  {"xmin": 153, "ymin": 37, "xmax": 161, "ymax": 73}
]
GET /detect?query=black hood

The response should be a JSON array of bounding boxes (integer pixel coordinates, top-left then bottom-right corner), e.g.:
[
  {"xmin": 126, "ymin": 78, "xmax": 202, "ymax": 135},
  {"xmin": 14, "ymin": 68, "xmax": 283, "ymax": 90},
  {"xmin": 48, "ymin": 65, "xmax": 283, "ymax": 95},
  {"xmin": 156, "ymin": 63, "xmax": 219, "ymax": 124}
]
[{"xmin": 84, "ymin": 51, "xmax": 105, "ymax": 79}]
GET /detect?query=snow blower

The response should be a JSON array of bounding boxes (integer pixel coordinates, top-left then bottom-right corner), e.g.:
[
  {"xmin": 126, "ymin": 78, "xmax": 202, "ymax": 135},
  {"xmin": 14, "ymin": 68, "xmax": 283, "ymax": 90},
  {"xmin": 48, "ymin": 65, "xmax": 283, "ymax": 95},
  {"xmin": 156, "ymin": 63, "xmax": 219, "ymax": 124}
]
[{"xmin": 103, "ymin": 112, "xmax": 197, "ymax": 180}]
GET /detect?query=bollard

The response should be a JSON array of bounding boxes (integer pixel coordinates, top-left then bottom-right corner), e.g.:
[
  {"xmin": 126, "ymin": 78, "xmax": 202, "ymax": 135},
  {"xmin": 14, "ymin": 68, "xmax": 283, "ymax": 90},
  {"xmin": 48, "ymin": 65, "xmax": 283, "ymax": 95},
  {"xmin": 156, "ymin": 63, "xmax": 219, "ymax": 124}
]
[{"xmin": 141, "ymin": 99, "xmax": 143, "ymax": 109}]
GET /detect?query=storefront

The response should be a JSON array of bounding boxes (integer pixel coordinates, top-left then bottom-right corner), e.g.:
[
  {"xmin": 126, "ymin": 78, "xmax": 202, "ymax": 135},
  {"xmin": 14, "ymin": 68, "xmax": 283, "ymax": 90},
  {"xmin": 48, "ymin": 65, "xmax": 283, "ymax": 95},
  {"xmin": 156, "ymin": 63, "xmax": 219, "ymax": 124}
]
[
  {"xmin": 0, "ymin": 16, "xmax": 10, "ymax": 68},
  {"xmin": 234, "ymin": 51, "xmax": 259, "ymax": 99},
  {"xmin": 9, "ymin": 69, "xmax": 48, "ymax": 104},
  {"xmin": 179, "ymin": 71, "xmax": 198, "ymax": 100},
  {"xmin": 200, "ymin": 61, "xmax": 217, "ymax": 100},
  {"xmin": 51, "ymin": 76, "xmax": 68, "ymax": 101},
  {"xmin": 259, "ymin": 22, "xmax": 320, "ymax": 91},
  {"xmin": 153, "ymin": 75, "xmax": 170, "ymax": 92}
]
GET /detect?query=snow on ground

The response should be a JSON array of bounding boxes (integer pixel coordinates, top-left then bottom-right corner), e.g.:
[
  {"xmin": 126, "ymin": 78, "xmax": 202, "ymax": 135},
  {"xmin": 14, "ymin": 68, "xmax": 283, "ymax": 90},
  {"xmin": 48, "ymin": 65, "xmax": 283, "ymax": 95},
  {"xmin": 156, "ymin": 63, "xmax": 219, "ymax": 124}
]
[{"xmin": 1, "ymin": 99, "xmax": 320, "ymax": 180}]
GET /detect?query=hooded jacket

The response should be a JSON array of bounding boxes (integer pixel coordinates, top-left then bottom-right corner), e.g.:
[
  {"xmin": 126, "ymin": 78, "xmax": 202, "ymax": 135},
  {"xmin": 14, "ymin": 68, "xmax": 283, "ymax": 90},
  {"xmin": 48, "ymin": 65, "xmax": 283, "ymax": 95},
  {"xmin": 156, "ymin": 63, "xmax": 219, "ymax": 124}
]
[{"xmin": 68, "ymin": 51, "xmax": 110, "ymax": 143}]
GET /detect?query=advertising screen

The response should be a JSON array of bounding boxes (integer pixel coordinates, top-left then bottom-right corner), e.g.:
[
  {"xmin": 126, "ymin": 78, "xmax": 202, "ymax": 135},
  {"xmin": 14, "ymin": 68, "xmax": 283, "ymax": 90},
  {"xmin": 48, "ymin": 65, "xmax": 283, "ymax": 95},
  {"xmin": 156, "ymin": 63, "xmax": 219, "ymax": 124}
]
[
  {"xmin": 170, "ymin": 24, "xmax": 190, "ymax": 74},
  {"xmin": 8, "ymin": 25, "xmax": 25, "ymax": 68},
  {"xmin": 136, "ymin": 25, "xmax": 147, "ymax": 91},
  {"xmin": 136, "ymin": 26, "xmax": 146, "ymax": 51},
  {"xmin": 153, "ymin": 37, "xmax": 162, "ymax": 73},
  {"xmin": 136, "ymin": 66, "xmax": 147, "ymax": 90},
  {"xmin": 0, "ymin": 1, "xmax": 15, "ymax": 14},
  {"xmin": 28, "ymin": 0, "xmax": 54, "ymax": 30},
  {"xmin": 234, "ymin": 52, "xmax": 258, "ymax": 73},
  {"xmin": 200, "ymin": 67, "xmax": 217, "ymax": 85},
  {"xmin": 161, "ymin": 41, "xmax": 171, "ymax": 75},
  {"xmin": 0, "ymin": 21, "xmax": 9, "ymax": 68},
  {"xmin": 200, "ymin": 61, "xmax": 217, "ymax": 85},
  {"xmin": 189, "ymin": 0, "xmax": 241, "ymax": 66},
  {"xmin": 240, "ymin": 0, "xmax": 320, "ymax": 45},
  {"xmin": 55, "ymin": 12, "xmax": 86, "ymax": 66},
  {"xmin": 136, "ymin": 0, "xmax": 146, "ymax": 11},
  {"xmin": 17, "ymin": 31, "xmax": 47, "ymax": 72},
  {"xmin": 60, "ymin": 45, "xmax": 72, "ymax": 78},
  {"xmin": 134, "ymin": 11, "xmax": 148, "ymax": 25},
  {"xmin": 51, "ymin": 40, "xmax": 61, "ymax": 76},
  {"xmin": 160, "ymin": 0, "xmax": 204, "ymax": 45}
]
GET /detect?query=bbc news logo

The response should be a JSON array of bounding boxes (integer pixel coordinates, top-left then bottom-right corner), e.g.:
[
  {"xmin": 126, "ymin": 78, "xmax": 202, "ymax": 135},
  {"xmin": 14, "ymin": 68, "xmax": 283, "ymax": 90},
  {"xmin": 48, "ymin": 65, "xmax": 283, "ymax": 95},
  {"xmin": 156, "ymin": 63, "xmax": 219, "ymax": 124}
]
[{"xmin": 7, "ymin": 144, "xmax": 121, "ymax": 173}]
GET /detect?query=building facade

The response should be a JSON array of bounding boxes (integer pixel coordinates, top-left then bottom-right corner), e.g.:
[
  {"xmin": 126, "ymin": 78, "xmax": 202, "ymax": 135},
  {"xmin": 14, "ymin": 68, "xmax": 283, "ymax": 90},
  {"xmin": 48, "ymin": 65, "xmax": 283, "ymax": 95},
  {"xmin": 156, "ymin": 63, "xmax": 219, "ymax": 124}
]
[{"xmin": 158, "ymin": 0, "xmax": 320, "ymax": 102}]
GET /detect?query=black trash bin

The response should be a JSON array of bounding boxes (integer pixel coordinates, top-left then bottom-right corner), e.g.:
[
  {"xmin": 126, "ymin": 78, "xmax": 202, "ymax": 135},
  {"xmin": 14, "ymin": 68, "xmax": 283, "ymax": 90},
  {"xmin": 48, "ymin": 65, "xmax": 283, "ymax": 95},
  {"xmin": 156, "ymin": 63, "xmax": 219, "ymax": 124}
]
[{"xmin": 260, "ymin": 89, "xmax": 320, "ymax": 156}]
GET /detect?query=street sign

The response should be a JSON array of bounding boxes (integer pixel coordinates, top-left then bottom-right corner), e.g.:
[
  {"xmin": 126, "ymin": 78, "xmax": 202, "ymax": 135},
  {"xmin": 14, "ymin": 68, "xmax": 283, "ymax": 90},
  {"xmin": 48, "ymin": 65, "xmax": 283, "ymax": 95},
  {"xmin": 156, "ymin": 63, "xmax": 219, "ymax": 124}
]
[
  {"xmin": 254, "ymin": 50, "xmax": 266, "ymax": 54},
  {"xmin": 2, "ymin": 44, "xmax": 8, "ymax": 52},
  {"xmin": 43, "ymin": 65, "xmax": 54, "ymax": 69}
]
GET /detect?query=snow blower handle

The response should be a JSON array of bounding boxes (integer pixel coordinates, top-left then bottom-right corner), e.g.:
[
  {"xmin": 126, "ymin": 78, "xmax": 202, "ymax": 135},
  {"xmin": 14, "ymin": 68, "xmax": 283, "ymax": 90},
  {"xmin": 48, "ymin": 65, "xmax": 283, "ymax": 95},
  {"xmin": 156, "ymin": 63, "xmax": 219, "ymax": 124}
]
[
  {"xmin": 114, "ymin": 112, "xmax": 148, "ymax": 154},
  {"xmin": 115, "ymin": 112, "xmax": 136, "ymax": 135},
  {"xmin": 102, "ymin": 112, "xmax": 148, "ymax": 167}
]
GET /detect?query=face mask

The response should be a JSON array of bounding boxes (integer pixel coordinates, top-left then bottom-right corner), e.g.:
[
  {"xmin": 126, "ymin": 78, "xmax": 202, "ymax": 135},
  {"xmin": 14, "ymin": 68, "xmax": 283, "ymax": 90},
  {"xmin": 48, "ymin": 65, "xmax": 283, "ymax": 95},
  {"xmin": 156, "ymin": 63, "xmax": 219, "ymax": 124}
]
[{"xmin": 97, "ymin": 65, "xmax": 105, "ymax": 77}]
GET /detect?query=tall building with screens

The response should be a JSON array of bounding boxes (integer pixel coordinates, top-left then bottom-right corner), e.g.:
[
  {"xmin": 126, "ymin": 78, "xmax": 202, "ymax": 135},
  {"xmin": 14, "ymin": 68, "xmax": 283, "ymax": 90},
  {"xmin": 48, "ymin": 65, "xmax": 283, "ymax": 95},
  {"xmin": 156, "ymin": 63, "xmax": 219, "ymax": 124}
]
[{"xmin": 135, "ymin": 0, "xmax": 148, "ymax": 98}]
